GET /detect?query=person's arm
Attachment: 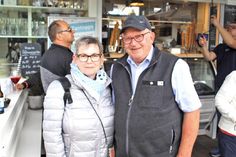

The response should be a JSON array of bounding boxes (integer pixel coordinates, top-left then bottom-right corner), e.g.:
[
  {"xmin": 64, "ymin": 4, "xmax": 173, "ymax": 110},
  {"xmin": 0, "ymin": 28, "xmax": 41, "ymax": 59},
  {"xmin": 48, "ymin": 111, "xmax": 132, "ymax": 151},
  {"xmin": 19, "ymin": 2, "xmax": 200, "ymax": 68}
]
[
  {"xmin": 15, "ymin": 81, "xmax": 29, "ymax": 90},
  {"xmin": 211, "ymin": 15, "xmax": 236, "ymax": 49},
  {"xmin": 215, "ymin": 71, "xmax": 236, "ymax": 123},
  {"xmin": 43, "ymin": 81, "xmax": 66, "ymax": 157},
  {"xmin": 198, "ymin": 36, "xmax": 217, "ymax": 61},
  {"xmin": 25, "ymin": 72, "xmax": 41, "ymax": 88},
  {"xmin": 177, "ymin": 110, "xmax": 200, "ymax": 157},
  {"xmin": 15, "ymin": 72, "xmax": 41, "ymax": 90},
  {"xmin": 172, "ymin": 59, "xmax": 201, "ymax": 157}
]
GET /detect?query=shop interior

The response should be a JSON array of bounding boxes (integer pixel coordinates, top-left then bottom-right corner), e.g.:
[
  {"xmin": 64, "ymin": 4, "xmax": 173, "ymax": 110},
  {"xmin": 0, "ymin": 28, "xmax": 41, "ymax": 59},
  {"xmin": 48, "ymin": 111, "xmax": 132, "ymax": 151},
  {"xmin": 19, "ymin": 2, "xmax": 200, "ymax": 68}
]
[
  {"xmin": 102, "ymin": 0, "xmax": 220, "ymax": 56},
  {"xmin": 0, "ymin": 0, "xmax": 236, "ymax": 156},
  {"xmin": 1, "ymin": 0, "xmax": 235, "ymax": 69}
]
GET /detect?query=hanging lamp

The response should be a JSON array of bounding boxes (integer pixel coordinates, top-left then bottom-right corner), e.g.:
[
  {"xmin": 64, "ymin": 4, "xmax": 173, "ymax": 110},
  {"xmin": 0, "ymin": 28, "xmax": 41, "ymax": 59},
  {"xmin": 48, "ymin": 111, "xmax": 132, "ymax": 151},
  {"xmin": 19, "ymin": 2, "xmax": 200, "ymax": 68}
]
[{"xmin": 129, "ymin": 0, "xmax": 144, "ymax": 7}]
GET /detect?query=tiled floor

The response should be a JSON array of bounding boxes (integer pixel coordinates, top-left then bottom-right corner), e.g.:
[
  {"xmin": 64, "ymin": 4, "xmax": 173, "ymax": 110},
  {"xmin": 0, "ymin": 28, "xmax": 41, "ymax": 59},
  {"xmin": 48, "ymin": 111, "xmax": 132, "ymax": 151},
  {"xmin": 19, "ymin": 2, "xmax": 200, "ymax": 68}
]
[
  {"xmin": 193, "ymin": 135, "xmax": 218, "ymax": 157},
  {"xmin": 41, "ymin": 135, "xmax": 218, "ymax": 157}
]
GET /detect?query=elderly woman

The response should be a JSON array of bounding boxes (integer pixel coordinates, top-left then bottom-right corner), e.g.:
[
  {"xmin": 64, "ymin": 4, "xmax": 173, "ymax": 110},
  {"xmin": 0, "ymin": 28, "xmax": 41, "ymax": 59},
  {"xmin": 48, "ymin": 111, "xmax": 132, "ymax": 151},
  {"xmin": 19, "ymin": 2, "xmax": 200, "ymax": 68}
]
[{"xmin": 43, "ymin": 36, "xmax": 114, "ymax": 157}]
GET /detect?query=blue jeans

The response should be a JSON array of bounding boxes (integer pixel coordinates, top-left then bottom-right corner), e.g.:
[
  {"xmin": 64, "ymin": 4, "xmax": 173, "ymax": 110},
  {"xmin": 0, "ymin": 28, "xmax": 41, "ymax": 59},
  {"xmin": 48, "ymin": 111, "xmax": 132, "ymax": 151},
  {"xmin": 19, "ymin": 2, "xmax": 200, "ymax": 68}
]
[{"xmin": 218, "ymin": 130, "xmax": 236, "ymax": 157}]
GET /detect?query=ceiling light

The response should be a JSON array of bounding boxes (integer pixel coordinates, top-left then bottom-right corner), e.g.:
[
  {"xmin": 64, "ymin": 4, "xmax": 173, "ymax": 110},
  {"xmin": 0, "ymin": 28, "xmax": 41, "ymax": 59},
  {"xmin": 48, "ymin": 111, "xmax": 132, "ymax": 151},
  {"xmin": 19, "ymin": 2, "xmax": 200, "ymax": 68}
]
[{"xmin": 129, "ymin": 0, "xmax": 144, "ymax": 7}]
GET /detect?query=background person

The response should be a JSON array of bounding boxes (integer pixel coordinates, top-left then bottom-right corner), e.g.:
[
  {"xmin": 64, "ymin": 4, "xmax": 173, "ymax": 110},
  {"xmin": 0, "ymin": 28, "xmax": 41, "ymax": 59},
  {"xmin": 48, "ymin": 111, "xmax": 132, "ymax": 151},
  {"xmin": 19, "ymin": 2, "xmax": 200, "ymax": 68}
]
[
  {"xmin": 215, "ymin": 70, "xmax": 236, "ymax": 157},
  {"xmin": 210, "ymin": 15, "xmax": 236, "ymax": 49},
  {"xmin": 40, "ymin": 20, "xmax": 74, "ymax": 93},
  {"xmin": 199, "ymin": 16, "xmax": 236, "ymax": 157},
  {"xmin": 199, "ymin": 16, "xmax": 236, "ymax": 92},
  {"xmin": 43, "ymin": 36, "xmax": 114, "ymax": 157},
  {"xmin": 111, "ymin": 15, "xmax": 201, "ymax": 157}
]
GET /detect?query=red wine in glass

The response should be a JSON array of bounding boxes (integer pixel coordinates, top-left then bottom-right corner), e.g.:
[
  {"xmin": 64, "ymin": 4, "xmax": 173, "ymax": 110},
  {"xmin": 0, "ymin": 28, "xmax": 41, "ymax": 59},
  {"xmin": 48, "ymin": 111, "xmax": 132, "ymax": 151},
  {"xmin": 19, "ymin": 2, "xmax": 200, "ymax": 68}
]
[{"xmin": 10, "ymin": 76, "xmax": 21, "ymax": 84}]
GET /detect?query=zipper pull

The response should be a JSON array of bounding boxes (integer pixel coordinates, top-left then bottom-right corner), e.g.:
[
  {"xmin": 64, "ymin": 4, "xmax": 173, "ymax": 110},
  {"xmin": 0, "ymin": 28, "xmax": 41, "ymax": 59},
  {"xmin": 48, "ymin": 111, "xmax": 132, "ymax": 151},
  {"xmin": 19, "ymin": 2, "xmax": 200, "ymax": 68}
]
[
  {"xmin": 169, "ymin": 129, "xmax": 175, "ymax": 154},
  {"xmin": 169, "ymin": 145, "xmax": 173, "ymax": 154},
  {"xmin": 128, "ymin": 95, "xmax": 134, "ymax": 106}
]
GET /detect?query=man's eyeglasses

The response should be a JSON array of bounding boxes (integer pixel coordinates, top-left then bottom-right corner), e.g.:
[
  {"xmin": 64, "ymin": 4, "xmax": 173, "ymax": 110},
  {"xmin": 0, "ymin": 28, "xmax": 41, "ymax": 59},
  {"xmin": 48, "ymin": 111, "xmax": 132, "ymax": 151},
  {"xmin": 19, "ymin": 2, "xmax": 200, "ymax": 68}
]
[
  {"xmin": 76, "ymin": 53, "xmax": 102, "ymax": 62},
  {"xmin": 122, "ymin": 32, "xmax": 150, "ymax": 44},
  {"xmin": 58, "ymin": 27, "xmax": 73, "ymax": 33}
]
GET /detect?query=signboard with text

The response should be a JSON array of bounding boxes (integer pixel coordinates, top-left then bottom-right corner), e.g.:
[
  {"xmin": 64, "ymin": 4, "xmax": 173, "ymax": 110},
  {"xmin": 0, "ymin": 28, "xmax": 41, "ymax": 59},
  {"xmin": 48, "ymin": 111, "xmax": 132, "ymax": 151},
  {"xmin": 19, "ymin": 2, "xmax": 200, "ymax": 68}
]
[{"xmin": 20, "ymin": 43, "xmax": 41, "ymax": 77}]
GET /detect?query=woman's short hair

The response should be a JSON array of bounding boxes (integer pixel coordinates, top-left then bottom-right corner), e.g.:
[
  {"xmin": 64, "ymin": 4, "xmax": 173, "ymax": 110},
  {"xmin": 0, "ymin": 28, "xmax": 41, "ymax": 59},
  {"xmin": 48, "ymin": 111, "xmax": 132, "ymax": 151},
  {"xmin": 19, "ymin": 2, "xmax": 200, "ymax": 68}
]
[{"xmin": 75, "ymin": 36, "xmax": 103, "ymax": 54}]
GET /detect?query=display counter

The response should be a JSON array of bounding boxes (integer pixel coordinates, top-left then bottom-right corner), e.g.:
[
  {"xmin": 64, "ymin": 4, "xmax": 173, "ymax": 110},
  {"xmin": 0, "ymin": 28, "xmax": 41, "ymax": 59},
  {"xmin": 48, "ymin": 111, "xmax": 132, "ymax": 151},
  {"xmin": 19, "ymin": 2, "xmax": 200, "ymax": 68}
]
[
  {"xmin": 0, "ymin": 89, "xmax": 43, "ymax": 157},
  {"xmin": 0, "ymin": 87, "xmax": 42, "ymax": 157},
  {"xmin": 0, "ymin": 90, "xmax": 28, "ymax": 157}
]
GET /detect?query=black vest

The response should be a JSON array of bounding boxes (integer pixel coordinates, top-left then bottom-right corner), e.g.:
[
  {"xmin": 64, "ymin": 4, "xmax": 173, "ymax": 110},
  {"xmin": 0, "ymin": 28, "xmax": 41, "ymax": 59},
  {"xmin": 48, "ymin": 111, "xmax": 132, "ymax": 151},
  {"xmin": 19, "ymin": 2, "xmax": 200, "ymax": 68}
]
[{"xmin": 112, "ymin": 48, "xmax": 183, "ymax": 157}]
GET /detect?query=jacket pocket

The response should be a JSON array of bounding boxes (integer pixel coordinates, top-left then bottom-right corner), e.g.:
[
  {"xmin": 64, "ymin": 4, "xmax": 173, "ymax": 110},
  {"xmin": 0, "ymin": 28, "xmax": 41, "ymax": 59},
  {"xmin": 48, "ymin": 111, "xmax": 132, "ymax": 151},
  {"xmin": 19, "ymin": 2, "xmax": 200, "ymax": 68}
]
[
  {"xmin": 139, "ymin": 80, "xmax": 164, "ymax": 108},
  {"xmin": 169, "ymin": 129, "xmax": 175, "ymax": 154},
  {"xmin": 138, "ymin": 126, "xmax": 172, "ymax": 154}
]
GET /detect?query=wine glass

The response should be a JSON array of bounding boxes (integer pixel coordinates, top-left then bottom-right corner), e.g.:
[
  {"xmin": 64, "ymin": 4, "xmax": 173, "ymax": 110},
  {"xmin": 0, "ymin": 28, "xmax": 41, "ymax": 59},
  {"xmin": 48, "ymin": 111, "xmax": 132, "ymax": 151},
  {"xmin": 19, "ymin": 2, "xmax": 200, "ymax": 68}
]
[{"xmin": 10, "ymin": 70, "xmax": 21, "ymax": 90}]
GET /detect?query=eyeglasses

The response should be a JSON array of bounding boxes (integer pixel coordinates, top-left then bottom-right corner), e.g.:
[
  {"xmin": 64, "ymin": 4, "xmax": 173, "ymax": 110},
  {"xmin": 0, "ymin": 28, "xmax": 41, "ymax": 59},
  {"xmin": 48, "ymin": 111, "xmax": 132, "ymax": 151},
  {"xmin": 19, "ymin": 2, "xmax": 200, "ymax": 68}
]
[
  {"xmin": 76, "ymin": 53, "xmax": 102, "ymax": 62},
  {"xmin": 57, "ymin": 27, "xmax": 73, "ymax": 33},
  {"xmin": 122, "ymin": 32, "xmax": 150, "ymax": 44}
]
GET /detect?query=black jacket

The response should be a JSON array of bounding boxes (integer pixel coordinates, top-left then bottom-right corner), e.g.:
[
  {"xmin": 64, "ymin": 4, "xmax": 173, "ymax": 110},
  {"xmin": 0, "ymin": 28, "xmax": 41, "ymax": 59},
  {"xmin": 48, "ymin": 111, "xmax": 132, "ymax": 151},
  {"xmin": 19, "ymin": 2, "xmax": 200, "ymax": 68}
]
[{"xmin": 40, "ymin": 44, "xmax": 73, "ymax": 92}]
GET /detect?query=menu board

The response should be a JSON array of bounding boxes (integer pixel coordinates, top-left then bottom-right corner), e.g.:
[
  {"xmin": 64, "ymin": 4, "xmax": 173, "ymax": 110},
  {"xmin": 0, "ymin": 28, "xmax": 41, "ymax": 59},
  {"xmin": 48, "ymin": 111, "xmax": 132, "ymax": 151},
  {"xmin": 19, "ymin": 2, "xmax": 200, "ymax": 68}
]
[
  {"xmin": 224, "ymin": 5, "xmax": 236, "ymax": 25},
  {"xmin": 20, "ymin": 43, "xmax": 41, "ymax": 77}
]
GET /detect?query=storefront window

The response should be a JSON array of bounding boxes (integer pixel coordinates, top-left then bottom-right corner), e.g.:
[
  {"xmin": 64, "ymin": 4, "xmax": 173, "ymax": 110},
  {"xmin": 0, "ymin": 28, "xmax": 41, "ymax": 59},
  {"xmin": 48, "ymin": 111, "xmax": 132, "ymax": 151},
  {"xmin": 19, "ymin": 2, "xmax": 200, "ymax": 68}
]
[{"xmin": 183, "ymin": 57, "xmax": 216, "ymax": 96}]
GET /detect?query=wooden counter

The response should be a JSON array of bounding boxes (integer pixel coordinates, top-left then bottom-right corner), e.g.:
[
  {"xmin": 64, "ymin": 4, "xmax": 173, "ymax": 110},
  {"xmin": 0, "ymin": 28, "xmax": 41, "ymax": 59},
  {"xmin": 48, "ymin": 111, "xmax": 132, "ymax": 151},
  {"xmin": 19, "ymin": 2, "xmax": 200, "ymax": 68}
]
[{"xmin": 106, "ymin": 52, "xmax": 125, "ymax": 59}]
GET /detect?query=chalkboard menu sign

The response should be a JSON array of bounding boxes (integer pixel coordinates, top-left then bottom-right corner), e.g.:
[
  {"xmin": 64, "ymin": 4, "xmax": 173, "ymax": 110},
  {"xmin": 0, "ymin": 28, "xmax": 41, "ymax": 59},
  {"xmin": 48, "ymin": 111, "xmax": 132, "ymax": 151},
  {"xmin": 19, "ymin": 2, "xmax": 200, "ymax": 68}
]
[
  {"xmin": 224, "ymin": 5, "xmax": 236, "ymax": 25},
  {"xmin": 20, "ymin": 43, "xmax": 41, "ymax": 77}
]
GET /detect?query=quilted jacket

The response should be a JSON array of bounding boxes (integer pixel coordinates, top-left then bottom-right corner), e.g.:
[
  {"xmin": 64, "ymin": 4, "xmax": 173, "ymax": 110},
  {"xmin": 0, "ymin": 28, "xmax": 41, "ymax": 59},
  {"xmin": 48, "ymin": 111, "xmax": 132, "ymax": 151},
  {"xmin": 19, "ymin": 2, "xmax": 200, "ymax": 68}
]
[
  {"xmin": 43, "ymin": 74, "xmax": 114, "ymax": 157},
  {"xmin": 216, "ymin": 70, "xmax": 236, "ymax": 136}
]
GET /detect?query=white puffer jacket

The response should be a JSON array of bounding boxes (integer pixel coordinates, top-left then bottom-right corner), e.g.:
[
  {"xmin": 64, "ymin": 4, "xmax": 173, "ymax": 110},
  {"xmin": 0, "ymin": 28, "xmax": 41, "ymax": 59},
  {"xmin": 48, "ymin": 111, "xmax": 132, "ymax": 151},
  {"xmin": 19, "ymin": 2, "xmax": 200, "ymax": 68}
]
[
  {"xmin": 215, "ymin": 70, "xmax": 236, "ymax": 136},
  {"xmin": 43, "ymin": 74, "xmax": 114, "ymax": 157}
]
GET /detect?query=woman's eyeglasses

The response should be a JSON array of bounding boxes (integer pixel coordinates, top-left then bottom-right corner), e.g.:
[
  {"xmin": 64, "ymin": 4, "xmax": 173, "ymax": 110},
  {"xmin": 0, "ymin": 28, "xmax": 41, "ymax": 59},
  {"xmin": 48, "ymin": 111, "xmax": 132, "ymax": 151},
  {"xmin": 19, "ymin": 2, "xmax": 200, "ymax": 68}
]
[
  {"xmin": 76, "ymin": 53, "xmax": 102, "ymax": 62},
  {"xmin": 122, "ymin": 32, "xmax": 150, "ymax": 44}
]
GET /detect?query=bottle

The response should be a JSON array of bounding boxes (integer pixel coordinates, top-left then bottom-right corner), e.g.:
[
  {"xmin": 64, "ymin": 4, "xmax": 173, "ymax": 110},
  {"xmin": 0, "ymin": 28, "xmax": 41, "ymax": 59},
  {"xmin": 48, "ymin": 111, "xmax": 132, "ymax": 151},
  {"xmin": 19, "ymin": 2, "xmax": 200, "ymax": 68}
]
[{"xmin": 0, "ymin": 86, "xmax": 4, "ymax": 114}]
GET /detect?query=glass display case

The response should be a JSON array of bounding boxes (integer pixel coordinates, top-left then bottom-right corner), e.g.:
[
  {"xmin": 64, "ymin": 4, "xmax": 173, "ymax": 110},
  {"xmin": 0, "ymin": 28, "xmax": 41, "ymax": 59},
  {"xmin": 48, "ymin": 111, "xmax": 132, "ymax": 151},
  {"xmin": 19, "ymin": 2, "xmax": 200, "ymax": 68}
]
[
  {"xmin": 180, "ymin": 53, "xmax": 217, "ymax": 139},
  {"xmin": 0, "ymin": 0, "xmax": 88, "ymax": 78}
]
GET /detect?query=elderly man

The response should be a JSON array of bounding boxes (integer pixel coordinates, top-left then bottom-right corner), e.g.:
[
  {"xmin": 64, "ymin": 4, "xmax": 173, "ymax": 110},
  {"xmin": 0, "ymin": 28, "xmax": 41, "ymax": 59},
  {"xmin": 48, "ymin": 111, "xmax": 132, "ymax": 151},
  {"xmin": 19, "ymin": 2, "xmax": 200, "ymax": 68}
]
[{"xmin": 111, "ymin": 15, "xmax": 201, "ymax": 157}]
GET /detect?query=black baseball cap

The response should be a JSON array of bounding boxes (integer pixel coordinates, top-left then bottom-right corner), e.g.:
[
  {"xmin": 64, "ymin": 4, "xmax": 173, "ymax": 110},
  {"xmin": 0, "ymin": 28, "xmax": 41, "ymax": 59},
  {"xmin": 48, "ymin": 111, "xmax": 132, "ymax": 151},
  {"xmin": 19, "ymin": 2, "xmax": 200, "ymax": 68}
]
[{"xmin": 121, "ymin": 15, "xmax": 152, "ymax": 33}]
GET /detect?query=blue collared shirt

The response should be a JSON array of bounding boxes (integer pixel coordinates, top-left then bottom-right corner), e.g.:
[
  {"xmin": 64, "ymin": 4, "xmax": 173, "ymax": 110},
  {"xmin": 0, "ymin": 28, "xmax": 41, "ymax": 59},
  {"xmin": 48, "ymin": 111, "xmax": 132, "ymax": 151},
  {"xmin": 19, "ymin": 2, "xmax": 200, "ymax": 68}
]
[
  {"xmin": 126, "ymin": 46, "xmax": 201, "ymax": 112},
  {"xmin": 127, "ymin": 46, "xmax": 154, "ymax": 93}
]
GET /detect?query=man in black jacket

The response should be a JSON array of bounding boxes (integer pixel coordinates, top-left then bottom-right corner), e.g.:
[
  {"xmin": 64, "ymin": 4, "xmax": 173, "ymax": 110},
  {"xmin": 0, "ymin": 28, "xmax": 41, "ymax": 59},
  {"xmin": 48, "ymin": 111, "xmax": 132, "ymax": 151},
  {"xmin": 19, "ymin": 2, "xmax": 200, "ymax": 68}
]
[
  {"xmin": 40, "ymin": 20, "xmax": 75, "ymax": 93},
  {"xmin": 17, "ymin": 20, "xmax": 75, "ymax": 94}
]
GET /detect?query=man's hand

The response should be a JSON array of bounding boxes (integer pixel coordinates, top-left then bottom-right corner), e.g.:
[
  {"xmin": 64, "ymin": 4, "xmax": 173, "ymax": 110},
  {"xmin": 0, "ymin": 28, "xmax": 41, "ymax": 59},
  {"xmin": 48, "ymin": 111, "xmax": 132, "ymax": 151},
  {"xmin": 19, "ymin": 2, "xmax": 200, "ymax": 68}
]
[
  {"xmin": 199, "ymin": 36, "xmax": 207, "ymax": 47},
  {"xmin": 210, "ymin": 15, "xmax": 220, "ymax": 27},
  {"xmin": 15, "ymin": 83, "xmax": 24, "ymax": 90}
]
